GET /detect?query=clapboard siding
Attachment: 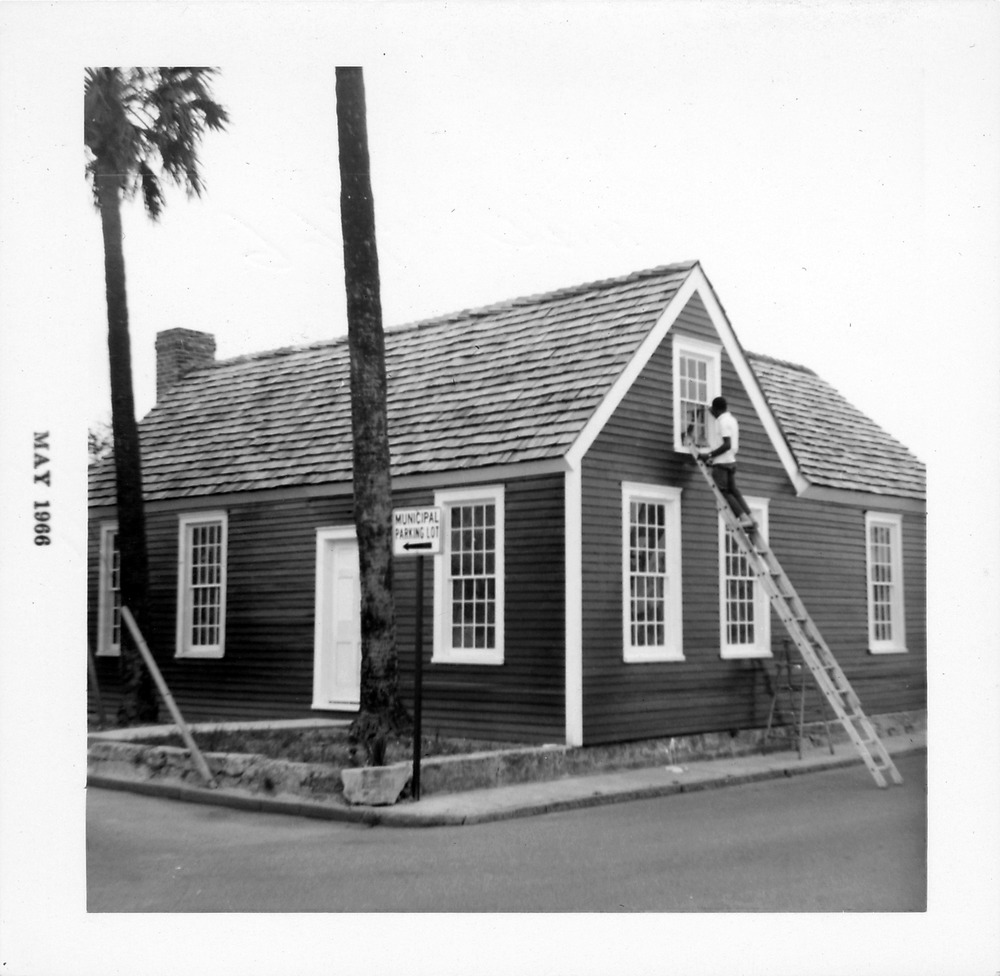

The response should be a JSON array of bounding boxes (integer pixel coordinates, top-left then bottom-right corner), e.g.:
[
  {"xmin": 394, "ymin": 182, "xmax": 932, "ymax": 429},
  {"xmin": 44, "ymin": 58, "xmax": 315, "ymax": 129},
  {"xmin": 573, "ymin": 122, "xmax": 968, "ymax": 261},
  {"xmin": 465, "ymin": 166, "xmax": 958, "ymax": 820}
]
[
  {"xmin": 88, "ymin": 291, "xmax": 925, "ymax": 745},
  {"xmin": 89, "ymin": 495, "xmax": 354, "ymax": 723},
  {"xmin": 397, "ymin": 475, "xmax": 566, "ymax": 743},
  {"xmin": 579, "ymin": 293, "xmax": 926, "ymax": 745},
  {"xmin": 768, "ymin": 500, "xmax": 926, "ymax": 716},
  {"xmin": 89, "ymin": 474, "xmax": 565, "ymax": 740}
]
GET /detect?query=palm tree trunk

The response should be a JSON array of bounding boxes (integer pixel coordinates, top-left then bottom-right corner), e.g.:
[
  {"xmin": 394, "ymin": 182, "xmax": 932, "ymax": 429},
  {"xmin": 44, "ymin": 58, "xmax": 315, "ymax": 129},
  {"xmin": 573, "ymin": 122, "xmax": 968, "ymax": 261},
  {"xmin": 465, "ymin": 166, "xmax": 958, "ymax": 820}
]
[
  {"xmin": 96, "ymin": 163, "xmax": 158, "ymax": 725},
  {"xmin": 335, "ymin": 66, "xmax": 405, "ymax": 764}
]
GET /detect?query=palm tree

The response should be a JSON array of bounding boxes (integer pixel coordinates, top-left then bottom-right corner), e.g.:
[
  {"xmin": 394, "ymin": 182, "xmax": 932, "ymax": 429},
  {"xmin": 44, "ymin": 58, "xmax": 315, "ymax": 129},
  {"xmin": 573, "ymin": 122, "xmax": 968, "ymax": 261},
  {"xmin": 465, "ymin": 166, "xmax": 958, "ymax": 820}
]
[
  {"xmin": 336, "ymin": 67, "xmax": 407, "ymax": 765},
  {"xmin": 85, "ymin": 67, "xmax": 228, "ymax": 724}
]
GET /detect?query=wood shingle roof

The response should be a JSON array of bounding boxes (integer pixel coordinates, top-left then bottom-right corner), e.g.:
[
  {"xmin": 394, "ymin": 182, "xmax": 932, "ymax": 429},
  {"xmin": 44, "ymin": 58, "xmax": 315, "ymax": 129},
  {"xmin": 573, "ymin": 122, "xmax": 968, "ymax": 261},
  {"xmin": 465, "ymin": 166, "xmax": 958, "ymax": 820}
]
[
  {"xmin": 748, "ymin": 353, "xmax": 925, "ymax": 500},
  {"xmin": 88, "ymin": 261, "xmax": 926, "ymax": 506},
  {"xmin": 89, "ymin": 261, "xmax": 696, "ymax": 503}
]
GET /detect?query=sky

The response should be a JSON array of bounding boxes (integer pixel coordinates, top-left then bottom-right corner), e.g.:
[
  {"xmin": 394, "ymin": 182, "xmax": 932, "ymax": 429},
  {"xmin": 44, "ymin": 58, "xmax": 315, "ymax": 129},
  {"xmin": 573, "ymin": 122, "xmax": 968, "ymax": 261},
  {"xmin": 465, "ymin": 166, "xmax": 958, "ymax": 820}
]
[
  {"xmin": 50, "ymin": 3, "xmax": 991, "ymax": 473},
  {"xmin": 1, "ymin": 2, "xmax": 999, "ymax": 974}
]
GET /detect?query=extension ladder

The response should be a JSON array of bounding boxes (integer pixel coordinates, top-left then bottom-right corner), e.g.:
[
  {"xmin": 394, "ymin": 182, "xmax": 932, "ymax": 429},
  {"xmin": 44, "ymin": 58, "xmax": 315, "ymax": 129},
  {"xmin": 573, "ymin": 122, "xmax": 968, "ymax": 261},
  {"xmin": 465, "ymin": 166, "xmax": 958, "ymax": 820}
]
[{"xmin": 691, "ymin": 450, "xmax": 903, "ymax": 788}]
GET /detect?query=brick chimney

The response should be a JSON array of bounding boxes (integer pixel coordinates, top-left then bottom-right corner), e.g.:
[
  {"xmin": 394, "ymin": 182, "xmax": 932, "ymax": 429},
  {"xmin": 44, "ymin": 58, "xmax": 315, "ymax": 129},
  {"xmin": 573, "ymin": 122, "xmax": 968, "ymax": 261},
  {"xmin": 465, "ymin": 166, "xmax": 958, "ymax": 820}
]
[{"xmin": 155, "ymin": 328, "xmax": 216, "ymax": 400}]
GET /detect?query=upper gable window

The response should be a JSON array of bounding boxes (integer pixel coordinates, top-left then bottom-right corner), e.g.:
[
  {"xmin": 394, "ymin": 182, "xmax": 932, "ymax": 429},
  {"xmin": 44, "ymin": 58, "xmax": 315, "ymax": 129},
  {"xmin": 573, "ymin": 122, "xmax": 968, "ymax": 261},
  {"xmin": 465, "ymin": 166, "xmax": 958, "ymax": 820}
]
[
  {"xmin": 865, "ymin": 512, "xmax": 907, "ymax": 654},
  {"xmin": 176, "ymin": 511, "xmax": 229, "ymax": 659},
  {"xmin": 672, "ymin": 335, "xmax": 722, "ymax": 452}
]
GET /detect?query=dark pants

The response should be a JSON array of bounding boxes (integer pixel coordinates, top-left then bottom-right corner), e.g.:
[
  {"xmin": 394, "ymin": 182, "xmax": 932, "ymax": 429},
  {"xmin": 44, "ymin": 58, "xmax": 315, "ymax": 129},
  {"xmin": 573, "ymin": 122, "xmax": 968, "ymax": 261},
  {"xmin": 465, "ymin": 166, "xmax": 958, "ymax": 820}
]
[{"xmin": 711, "ymin": 463, "xmax": 752, "ymax": 519}]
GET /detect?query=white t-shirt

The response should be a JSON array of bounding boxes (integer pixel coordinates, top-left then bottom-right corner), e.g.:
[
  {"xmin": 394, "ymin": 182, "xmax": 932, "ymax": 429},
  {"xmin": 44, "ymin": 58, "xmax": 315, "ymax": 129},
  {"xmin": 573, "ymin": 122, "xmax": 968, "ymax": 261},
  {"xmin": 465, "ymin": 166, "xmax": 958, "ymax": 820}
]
[{"xmin": 712, "ymin": 411, "xmax": 739, "ymax": 464}]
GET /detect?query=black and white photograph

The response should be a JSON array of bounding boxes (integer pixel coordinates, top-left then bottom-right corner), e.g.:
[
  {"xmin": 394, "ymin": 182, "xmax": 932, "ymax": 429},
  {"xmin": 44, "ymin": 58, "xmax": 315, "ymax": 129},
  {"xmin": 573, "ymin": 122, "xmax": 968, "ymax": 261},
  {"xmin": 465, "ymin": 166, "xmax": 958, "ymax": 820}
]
[{"xmin": 0, "ymin": 2, "xmax": 998, "ymax": 975}]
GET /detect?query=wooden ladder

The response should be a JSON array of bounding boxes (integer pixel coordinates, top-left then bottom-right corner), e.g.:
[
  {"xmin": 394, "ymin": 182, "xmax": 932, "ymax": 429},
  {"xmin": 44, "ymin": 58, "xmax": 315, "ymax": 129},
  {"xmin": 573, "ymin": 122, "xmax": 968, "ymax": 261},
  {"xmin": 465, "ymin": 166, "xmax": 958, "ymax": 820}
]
[{"xmin": 691, "ymin": 449, "xmax": 903, "ymax": 788}]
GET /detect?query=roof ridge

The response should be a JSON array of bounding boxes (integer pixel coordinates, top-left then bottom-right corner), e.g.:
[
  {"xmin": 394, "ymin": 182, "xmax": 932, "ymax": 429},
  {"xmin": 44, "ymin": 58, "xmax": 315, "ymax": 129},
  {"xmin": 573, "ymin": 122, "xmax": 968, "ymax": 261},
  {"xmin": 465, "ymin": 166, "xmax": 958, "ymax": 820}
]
[
  {"xmin": 747, "ymin": 351, "xmax": 818, "ymax": 376},
  {"xmin": 208, "ymin": 337, "xmax": 345, "ymax": 370},
  {"xmin": 396, "ymin": 260, "xmax": 700, "ymax": 332},
  {"xmin": 204, "ymin": 260, "xmax": 701, "ymax": 371}
]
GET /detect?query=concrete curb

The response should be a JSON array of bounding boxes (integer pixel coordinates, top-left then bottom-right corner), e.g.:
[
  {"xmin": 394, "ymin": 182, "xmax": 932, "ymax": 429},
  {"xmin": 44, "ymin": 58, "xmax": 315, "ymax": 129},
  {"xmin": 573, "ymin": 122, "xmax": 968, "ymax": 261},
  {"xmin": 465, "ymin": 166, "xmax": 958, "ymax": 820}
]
[
  {"xmin": 87, "ymin": 736, "xmax": 926, "ymax": 828},
  {"xmin": 87, "ymin": 709, "xmax": 925, "ymax": 802},
  {"xmin": 87, "ymin": 774, "xmax": 376, "ymax": 824}
]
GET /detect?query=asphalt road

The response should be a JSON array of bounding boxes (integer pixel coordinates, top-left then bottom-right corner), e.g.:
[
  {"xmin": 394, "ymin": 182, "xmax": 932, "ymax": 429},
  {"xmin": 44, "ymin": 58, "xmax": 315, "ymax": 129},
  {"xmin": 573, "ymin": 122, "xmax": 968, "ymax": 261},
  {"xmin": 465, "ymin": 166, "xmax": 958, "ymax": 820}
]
[{"xmin": 87, "ymin": 752, "xmax": 925, "ymax": 912}]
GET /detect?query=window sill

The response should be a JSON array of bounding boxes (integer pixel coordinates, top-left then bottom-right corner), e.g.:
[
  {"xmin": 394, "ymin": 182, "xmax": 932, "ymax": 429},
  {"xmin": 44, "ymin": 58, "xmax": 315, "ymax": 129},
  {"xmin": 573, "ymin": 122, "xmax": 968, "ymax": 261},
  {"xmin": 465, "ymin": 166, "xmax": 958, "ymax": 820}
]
[
  {"xmin": 720, "ymin": 648, "xmax": 773, "ymax": 660},
  {"xmin": 176, "ymin": 648, "xmax": 225, "ymax": 660},
  {"xmin": 431, "ymin": 651, "xmax": 504, "ymax": 666},
  {"xmin": 868, "ymin": 644, "xmax": 908, "ymax": 655},
  {"xmin": 623, "ymin": 649, "xmax": 685, "ymax": 664},
  {"xmin": 673, "ymin": 438, "xmax": 708, "ymax": 455}
]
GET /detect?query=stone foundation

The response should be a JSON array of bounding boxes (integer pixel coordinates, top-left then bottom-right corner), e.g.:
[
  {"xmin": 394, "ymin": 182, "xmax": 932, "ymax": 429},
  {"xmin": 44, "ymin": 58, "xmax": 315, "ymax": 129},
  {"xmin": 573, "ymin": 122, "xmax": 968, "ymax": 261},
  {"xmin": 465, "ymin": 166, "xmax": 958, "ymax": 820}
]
[
  {"xmin": 87, "ymin": 740, "xmax": 344, "ymax": 799},
  {"xmin": 87, "ymin": 710, "xmax": 926, "ymax": 804}
]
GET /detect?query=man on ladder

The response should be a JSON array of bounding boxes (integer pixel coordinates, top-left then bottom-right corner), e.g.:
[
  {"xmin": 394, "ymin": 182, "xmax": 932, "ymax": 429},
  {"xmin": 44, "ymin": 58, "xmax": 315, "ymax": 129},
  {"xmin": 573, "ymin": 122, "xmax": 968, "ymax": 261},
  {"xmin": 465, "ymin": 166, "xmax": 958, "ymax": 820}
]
[
  {"xmin": 697, "ymin": 396, "xmax": 757, "ymax": 533},
  {"xmin": 687, "ymin": 399, "xmax": 904, "ymax": 788}
]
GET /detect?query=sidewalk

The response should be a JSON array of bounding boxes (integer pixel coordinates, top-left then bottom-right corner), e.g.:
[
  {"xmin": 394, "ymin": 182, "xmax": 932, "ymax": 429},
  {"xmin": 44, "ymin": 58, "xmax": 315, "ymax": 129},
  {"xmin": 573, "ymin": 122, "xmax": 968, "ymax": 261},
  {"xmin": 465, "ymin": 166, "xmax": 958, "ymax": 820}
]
[{"xmin": 88, "ymin": 727, "xmax": 925, "ymax": 828}]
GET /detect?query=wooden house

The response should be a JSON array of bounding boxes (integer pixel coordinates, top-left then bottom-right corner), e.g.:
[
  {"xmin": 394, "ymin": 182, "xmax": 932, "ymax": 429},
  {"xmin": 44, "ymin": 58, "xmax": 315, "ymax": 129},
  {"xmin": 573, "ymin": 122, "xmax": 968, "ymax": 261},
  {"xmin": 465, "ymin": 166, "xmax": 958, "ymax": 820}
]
[{"xmin": 88, "ymin": 261, "xmax": 926, "ymax": 745}]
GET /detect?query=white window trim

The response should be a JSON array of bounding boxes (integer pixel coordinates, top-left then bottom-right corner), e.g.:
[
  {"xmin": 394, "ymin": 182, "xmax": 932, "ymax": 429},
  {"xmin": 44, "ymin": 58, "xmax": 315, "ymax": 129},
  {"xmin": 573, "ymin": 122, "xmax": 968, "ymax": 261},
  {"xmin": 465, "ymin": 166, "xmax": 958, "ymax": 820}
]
[
  {"xmin": 718, "ymin": 497, "xmax": 772, "ymax": 659},
  {"xmin": 672, "ymin": 334, "xmax": 723, "ymax": 453},
  {"xmin": 96, "ymin": 521, "xmax": 120, "ymax": 657},
  {"xmin": 432, "ymin": 485, "xmax": 505, "ymax": 665},
  {"xmin": 865, "ymin": 512, "xmax": 907, "ymax": 654},
  {"xmin": 622, "ymin": 482, "xmax": 684, "ymax": 663},
  {"xmin": 175, "ymin": 511, "xmax": 229, "ymax": 659}
]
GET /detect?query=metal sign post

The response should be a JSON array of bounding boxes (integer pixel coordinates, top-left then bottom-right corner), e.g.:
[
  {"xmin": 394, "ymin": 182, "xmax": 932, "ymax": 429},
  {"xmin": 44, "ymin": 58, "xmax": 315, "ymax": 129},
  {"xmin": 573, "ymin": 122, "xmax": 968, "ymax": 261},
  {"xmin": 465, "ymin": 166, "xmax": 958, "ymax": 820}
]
[
  {"xmin": 392, "ymin": 507, "xmax": 441, "ymax": 801},
  {"xmin": 412, "ymin": 556, "xmax": 425, "ymax": 800}
]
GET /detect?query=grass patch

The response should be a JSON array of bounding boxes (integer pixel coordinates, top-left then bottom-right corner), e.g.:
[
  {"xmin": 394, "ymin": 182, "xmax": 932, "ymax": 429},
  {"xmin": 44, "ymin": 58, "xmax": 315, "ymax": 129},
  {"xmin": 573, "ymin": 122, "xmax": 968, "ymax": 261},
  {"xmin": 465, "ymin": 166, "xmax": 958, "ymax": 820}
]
[{"xmin": 127, "ymin": 726, "xmax": 522, "ymax": 767}]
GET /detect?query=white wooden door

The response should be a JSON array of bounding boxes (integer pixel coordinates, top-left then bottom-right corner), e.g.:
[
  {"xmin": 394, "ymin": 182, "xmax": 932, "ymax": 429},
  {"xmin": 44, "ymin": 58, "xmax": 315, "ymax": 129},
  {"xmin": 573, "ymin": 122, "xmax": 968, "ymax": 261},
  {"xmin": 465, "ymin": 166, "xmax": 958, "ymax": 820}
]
[{"xmin": 313, "ymin": 528, "xmax": 361, "ymax": 709}]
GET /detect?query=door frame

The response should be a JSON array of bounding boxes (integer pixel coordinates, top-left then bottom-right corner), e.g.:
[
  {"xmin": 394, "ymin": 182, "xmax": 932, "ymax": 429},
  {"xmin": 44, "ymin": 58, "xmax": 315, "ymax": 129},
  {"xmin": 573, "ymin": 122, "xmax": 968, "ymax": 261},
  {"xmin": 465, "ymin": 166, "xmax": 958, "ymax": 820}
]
[{"xmin": 312, "ymin": 525, "xmax": 361, "ymax": 710}]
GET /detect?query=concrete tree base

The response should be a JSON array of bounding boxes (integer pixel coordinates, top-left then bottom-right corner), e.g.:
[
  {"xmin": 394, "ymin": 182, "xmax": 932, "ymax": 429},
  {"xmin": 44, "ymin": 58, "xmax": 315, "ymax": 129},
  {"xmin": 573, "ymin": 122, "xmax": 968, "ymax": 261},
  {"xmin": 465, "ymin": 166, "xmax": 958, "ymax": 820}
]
[{"xmin": 340, "ymin": 763, "xmax": 412, "ymax": 806}]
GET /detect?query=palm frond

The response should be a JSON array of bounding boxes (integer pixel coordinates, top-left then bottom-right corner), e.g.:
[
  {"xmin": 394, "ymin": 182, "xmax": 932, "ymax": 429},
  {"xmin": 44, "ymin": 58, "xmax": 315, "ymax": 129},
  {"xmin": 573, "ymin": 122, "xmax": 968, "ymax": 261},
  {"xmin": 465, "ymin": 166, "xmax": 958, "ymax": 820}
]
[
  {"xmin": 138, "ymin": 161, "xmax": 165, "ymax": 219},
  {"xmin": 84, "ymin": 65, "xmax": 228, "ymax": 216}
]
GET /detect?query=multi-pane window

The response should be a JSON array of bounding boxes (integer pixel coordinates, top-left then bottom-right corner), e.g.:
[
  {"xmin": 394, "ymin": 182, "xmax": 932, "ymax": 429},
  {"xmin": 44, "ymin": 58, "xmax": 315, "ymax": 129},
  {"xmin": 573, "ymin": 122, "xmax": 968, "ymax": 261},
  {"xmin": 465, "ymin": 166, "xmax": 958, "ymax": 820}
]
[
  {"xmin": 176, "ymin": 512, "xmax": 228, "ymax": 658},
  {"xmin": 719, "ymin": 499, "xmax": 770, "ymax": 658},
  {"xmin": 869, "ymin": 525, "xmax": 893, "ymax": 640},
  {"xmin": 190, "ymin": 522, "xmax": 223, "ymax": 645},
  {"xmin": 434, "ymin": 486, "xmax": 504, "ymax": 664},
  {"xmin": 724, "ymin": 529, "xmax": 755, "ymax": 645},
  {"xmin": 449, "ymin": 501, "xmax": 497, "ymax": 650},
  {"xmin": 622, "ymin": 483, "xmax": 683, "ymax": 661},
  {"xmin": 866, "ymin": 513, "xmax": 906, "ymax": 653},
  {"xmin": 672, "ymin": 336, "xmax": 721, "ymax": 451},
  {"xmin": 678, "ymin": 354, "xmax": 710, "ymax": 447},
  {"xmin": 96, "ymin": 522, "xmax": 121, "ymax": 656},
  {"xmin": 629, "ymin": 500, "xmax": 667, "ymax": 648}
]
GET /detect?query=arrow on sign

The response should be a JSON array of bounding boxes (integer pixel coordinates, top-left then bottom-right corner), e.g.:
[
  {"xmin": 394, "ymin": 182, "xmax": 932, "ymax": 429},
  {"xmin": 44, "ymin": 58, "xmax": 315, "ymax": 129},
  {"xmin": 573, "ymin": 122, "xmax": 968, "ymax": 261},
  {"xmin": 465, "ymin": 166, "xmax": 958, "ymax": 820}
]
[{"xmin": 403, "ymin": 542, "xmax": 434, "ymax": 551}]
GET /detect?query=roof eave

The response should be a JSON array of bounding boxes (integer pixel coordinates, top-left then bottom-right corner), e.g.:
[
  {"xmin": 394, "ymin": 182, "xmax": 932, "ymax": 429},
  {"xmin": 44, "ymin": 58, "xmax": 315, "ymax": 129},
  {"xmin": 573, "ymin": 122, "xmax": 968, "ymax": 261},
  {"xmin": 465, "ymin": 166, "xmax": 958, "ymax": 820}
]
[
  {"xmin": 565, "ymin": 263, "xmax": 811, "ymax": 496},
  {"xmin": 566, "ymin": 263, "xmax": 701, "ymax": 468},
  {"xmin": 798, "ymin": 481, "xmax": 927, "ymax": 512}
]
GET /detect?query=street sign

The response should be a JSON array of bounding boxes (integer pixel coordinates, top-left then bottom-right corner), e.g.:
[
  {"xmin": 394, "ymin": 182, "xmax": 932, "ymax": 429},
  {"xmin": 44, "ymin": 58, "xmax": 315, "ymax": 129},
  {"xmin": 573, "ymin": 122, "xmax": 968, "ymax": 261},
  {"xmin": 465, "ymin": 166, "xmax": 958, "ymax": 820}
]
[
  {"xmin": 392, "ymin": 506, "xmax": 442, "ymax": 557},
  {"xmin": 391, "ymin": 507, "xmax": 442, "ymax": 800}
]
